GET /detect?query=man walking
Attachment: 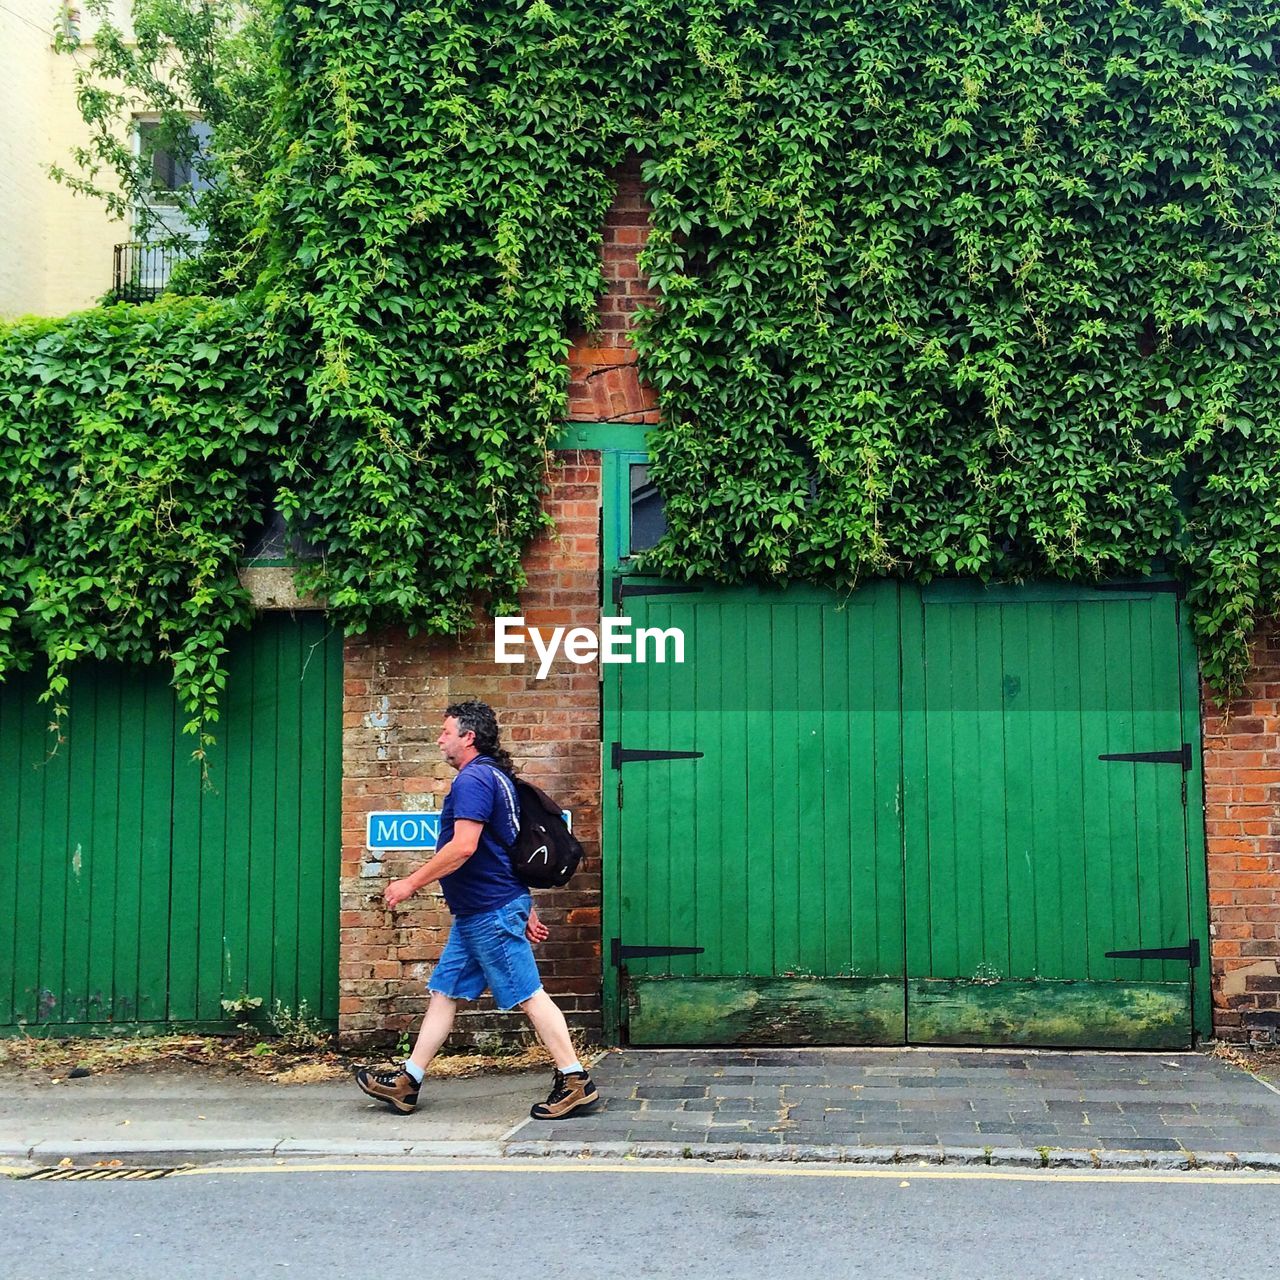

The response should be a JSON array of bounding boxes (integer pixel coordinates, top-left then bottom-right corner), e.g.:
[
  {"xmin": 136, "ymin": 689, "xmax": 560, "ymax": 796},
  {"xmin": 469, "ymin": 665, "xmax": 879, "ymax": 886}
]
[{"xmin": 354, "ymin": 700, "xmax": 600, "ymax": 1121}]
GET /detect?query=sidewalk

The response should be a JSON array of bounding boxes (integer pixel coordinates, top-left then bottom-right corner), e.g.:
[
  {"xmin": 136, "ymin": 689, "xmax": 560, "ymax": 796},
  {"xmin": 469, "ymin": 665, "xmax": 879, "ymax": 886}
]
[
  {"xmin": 0, "ymin": 1069, "xmax": 537, "ymax": 1164},
  {"xmin": 5, "ymin": 1048, "xmax": 1280, "ymax": 1171},
  {"xmin": 504, "ymin": 1047, "xmax": 1280, "ymax": 1170}
]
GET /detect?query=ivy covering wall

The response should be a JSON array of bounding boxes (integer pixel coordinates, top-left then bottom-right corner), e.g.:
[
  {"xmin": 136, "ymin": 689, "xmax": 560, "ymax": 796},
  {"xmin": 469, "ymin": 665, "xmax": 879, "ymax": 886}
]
[
  {"xmin": 624, "ymin": 0, "xmax": 1280, "ymax": 695},
  {"xmin": 0, "ymin": 299, "xmax": 291, "ymax": 750},
  {"xmin": 2, "ymin": 0, "xmax": 1280, "ymax": 737}
]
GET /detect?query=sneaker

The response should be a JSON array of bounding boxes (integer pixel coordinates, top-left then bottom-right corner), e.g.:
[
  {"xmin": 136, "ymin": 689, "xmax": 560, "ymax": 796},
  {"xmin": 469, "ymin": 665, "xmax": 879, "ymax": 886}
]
[
  {"xmin": 354, "ymin": 1066, "xmax": 419, "ymax": 1115},
  {"xmin": 530, "ymin": 1068, "xmax": 600, "ymax": 1120}
]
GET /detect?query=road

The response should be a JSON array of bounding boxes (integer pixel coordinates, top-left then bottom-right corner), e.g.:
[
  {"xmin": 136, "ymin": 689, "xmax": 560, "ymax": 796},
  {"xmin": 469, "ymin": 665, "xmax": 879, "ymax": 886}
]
[{"xmin": 3, "ymin": 1160, "xmax": 1277, "ymax": 1278}]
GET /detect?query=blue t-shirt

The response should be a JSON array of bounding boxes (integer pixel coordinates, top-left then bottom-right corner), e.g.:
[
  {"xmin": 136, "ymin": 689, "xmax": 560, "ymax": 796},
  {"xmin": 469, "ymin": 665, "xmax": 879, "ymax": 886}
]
[{"xmin": 437, "ymin": 756, "xmax": 524, "ymax": 916}]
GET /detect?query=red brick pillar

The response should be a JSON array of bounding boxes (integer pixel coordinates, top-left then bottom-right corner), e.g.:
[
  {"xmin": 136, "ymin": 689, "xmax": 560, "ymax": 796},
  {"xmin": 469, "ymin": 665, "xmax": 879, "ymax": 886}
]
[
  {"xmin": 337, "ymin": 457, "xmax": 604, "ymax": 1047},
  {"xmin": 567, "ymin": 157, "xmax": 660, "ymax": 424},
  {"xmin": 1202, "ymin": 623, "xmax": 1280, "ymax": 1042}
]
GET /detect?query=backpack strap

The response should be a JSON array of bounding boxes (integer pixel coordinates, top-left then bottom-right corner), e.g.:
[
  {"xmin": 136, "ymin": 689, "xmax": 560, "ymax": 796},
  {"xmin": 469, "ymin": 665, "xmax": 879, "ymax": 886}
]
[{"xmin": 474, "ymin": 758, "xmax": 520, "ymax": 847}]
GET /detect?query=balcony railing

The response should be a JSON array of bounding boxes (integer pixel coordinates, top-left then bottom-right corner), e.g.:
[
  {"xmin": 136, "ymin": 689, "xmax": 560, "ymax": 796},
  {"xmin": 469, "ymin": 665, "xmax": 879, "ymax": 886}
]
[{"xmin": 110, "ymin": 241, "xmax": 188, "ymax": 303}]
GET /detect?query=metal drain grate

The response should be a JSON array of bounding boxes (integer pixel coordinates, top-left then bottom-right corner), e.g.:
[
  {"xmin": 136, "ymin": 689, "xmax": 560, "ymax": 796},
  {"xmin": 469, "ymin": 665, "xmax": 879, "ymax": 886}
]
[{"xmin": 19, "ymin": 1166, "xmax": 177, "ymax": 1182}]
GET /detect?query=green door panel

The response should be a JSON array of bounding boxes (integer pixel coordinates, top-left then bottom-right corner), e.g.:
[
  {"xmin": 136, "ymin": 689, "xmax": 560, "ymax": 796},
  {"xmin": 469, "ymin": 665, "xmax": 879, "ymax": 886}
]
[
  {"xmin": 0, "ymin": 615, "xmax": 342, "ymax": 1035},
  {"xmin": 903, "ymin": 585, "xmax": 1195, "ymax": 1045},
  {"xmin": 616, "ymin": 580, "xmax": 906, "ymax": 1046}
]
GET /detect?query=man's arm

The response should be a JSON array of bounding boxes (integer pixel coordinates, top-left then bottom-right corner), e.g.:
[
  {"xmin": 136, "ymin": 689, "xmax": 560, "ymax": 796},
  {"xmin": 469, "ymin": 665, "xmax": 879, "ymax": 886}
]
[{"xmin": 384, "ymin": 819, "xmax": 483, "ymax": 907}]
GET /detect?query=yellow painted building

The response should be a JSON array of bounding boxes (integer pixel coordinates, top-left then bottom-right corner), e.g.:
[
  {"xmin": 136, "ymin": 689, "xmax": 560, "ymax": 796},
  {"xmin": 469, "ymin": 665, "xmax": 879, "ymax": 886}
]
[{"xmin": 0, "ymin": 0, "xmax": 136, "ymax": 320}]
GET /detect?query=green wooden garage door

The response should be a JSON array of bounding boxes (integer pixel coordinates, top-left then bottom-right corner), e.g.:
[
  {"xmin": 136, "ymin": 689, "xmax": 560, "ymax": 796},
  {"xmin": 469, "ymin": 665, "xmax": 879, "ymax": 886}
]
[
  {"xmin": 608, "ymin": 580, "xmax": 1205, "ymax": 1049},
  {"xmin": 903, "ymin": 583, "xmax": 1197, "ymax": 1047},
  {"xmin": 0, "ymin": 615, "xmax": 342, "ymax": 1034},
  {"xmin": 614, "ymin": 580, "xmax": 906, "ymax": 1045}
]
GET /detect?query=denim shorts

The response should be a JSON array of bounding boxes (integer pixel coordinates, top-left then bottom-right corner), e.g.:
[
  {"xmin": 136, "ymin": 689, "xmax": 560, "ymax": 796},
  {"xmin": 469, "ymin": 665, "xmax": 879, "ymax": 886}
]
[{"xmin": 427, "ymin": 893, "xmax": 543, "ymax": 1010}]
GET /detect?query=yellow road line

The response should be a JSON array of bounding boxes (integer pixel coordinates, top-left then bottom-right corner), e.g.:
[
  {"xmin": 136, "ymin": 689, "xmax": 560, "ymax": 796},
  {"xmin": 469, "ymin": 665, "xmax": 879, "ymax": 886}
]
[{"xmin": 161, "ymin": 1160, "xmax": 1280, "ymax": 1187}]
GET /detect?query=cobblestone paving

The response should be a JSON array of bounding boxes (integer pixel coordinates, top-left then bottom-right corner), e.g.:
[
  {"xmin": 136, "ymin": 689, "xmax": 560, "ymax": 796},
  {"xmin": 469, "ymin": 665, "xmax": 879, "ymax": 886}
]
[{"xmin": 533, "ymin": 1049, "xmax": 1280, "ymax": 1158}]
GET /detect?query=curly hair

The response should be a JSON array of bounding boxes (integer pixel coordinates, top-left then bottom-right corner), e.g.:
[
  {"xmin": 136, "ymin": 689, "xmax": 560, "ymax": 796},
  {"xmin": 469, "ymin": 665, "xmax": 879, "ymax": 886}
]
[{"xmin": 445, "ymin": 700, "xmax": 516, "ymax": 775}]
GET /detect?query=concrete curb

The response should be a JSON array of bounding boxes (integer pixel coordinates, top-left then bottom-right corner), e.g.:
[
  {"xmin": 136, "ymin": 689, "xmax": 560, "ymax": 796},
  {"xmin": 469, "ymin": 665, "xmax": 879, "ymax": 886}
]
[
  {"xmin": 0, "ymin": 1138, "xmax": 506, "ymax": 1167},
  {"xmin": 4, "ymin": 1137, "xmax": 1280, "ymax": 1173},
  {"xmin": 498, "ymin": 1139, "xmax": 1280, "ymax": 1172}
]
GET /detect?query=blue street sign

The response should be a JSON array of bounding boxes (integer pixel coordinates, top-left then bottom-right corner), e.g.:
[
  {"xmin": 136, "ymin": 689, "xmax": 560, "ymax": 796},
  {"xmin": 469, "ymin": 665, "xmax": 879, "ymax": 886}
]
[
  {"xmin": 365, "ymin": 809, "xmax": 572, "ymax": 850},
  {"xmin": 366, "ymin": 812, "xmax": 441, "ymax": 850}
]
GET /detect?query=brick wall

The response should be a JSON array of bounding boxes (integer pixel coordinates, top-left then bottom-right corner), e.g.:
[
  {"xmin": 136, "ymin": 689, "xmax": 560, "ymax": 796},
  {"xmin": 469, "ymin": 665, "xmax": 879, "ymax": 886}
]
[
  {"xmin": 1203, "ymin": 623, "xmax": 1280, "ymax": 1043},
  {"xmin": 339, "ymin": 452, "xmax": 604, "ymax": 1049},
  {"xmin": 567, "ymin": 157, "xmax": 660, "ymax": 424},
  {"xmin": 337, "ymin": 164, "xmax": 658, "ymax": 1049}
]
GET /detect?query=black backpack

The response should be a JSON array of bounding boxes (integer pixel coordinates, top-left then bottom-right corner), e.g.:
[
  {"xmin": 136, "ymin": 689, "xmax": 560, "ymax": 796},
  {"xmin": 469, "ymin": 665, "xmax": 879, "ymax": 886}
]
[{"xmin": 485, "ymin": 765, "xmax": 584, "ymax": 888}]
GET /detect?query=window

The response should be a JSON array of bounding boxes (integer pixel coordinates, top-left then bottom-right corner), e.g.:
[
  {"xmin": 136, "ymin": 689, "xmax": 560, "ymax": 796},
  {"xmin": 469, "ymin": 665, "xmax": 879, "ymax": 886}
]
[
  {"xmin": 242, "ymin": 508, "xmax": 326, "ymax": 565},
  {"xmin": 134, "ymin": 118, "xmax": 213, "ymax": 206},
  {"xmin": 629, "ymin": 463, "xmax": 668, "ymax": 554},
  {"xmin": 131, "ymin": 117, "xmax": 213, "ymax": 247}
]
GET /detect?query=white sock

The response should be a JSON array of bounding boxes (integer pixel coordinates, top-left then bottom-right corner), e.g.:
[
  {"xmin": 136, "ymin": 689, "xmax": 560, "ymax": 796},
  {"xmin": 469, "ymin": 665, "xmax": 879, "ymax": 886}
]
[
  {"xmin": 404, "ymin": 1059, "xmax": 425, "ymax": 1084},
  {"xmin": 562, "ymin": 1060, "xmax": 584, "ymax": 1076}
]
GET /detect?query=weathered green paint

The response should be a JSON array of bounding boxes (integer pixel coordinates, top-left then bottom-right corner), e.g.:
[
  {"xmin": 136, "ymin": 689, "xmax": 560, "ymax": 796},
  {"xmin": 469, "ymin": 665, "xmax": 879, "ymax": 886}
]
[
  {"xmin": 600, "ymin": 450, "xmax": 647, "ymax": 1043},
  {"xmin": 553, "ymin": 422, "xmax": 652, "ymax": 452},
  {"xmin": 627, "ymin": 977, "xmax": 907, "ymax": 1046},
  {"xmin": 0, "ymin": 616, "xmax": 342, "ymax": 1035},
  {"xmin": 1179, "ymin": 601, "xmax": 1213, "ymax": 1040},
  {"xmin": 906, "ymin": 979, "xmax": 1191, "ymax": 1050},
  {"xmin": 10, "ymin": 1018, "xmax": 270, "ymax": 1040},
  {"xmin": 608, "ymin": 573, "xmax": 1203, "ymax": 1048}
]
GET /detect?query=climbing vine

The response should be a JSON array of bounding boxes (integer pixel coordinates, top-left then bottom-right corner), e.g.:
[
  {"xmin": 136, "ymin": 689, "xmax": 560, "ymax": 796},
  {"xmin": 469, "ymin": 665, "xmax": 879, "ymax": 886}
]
[
  {"xmin": 3, "ymin": 0, "xmax": 1280, "ymax": 738},
  {"xmin": 0, "ymin": 298, "xmax": 290, "ymax": 751}
]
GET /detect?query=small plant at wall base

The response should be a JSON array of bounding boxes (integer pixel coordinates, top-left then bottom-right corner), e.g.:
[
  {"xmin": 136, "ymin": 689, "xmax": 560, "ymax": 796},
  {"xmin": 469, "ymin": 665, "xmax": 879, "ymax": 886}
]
[
  {"xmin": 220, "ymin": 991, "xmax": 264, "ymax": 1035},
  {"xmin": 4, "ymin": 0, "xmax": 1280, "ymax": 729},
  {"xmin": 219, "ymin": 993, "xmax": 263, "ymax": 1018},
  {"xmin": 266, "ymin": 1000, "xmax": 330, "ymax": 1052}
]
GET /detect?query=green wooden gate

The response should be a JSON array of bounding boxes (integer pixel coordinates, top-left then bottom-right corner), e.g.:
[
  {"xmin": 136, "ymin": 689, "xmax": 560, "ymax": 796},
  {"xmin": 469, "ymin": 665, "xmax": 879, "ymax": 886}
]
[
  {"xmin": 614, "ymin": 580, "xmax": 906, "ymax": 1045},
  {"xmin": 604, "ymin": 491, "xmax": 1208, "ymax": 1049},
  {"xmin": 902, "ymin": 584, "xmax": 1201, "ymax": 1047},
  {"xmin": 0, "ymin": 615, "xmax": 342, "ymax": 1035}
]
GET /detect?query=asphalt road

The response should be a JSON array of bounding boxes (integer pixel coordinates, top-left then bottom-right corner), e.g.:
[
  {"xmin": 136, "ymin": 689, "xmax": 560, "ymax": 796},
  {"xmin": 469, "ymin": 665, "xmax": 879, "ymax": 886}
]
[{"xmin": 3, "ymin": 1161, "xmax": 1277, "ymax": 1279}]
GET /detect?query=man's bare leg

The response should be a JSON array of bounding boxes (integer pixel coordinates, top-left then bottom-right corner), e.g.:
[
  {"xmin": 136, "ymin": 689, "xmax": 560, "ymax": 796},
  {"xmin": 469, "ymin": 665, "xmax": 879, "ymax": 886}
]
[
  {"xmin": 408, "ymin": 992, "xmax": 458, "ymax": 1074},
  {"xmin": 521, "ymin": 988, "xmax": 599, "ymax": 1119},
  {"xmin": 519, "ymin": 988, "xmax": 579, "ymax": 1069}
]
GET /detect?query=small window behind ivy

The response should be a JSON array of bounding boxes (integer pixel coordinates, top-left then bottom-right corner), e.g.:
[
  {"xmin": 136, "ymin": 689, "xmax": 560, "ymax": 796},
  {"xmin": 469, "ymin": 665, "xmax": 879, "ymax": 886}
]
[
  {"xmin": 629, "ymin": 464, "xmax": 668, "ymax": 554},
  {"xmin": 243, "ymin": 509, "xmax": 325, "ymax": 565}
]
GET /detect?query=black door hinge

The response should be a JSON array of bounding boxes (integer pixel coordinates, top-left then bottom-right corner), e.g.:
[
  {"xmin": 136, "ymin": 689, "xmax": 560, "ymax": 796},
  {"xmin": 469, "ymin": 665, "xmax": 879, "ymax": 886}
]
[
  {"xmin": 1099, "ymin": 743, "xmax": 1192, "ymax": 770},
  {"xmin": 611, "ymin": 938, "xmax": 705, "ymax": 968},
  {"xmin": 611, "ymin": 742, "xmax": 704, "ymax": 770},
  {"xmin": 1105, "ymin": 939, "xmax": 1201, "ymax": 968}
]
